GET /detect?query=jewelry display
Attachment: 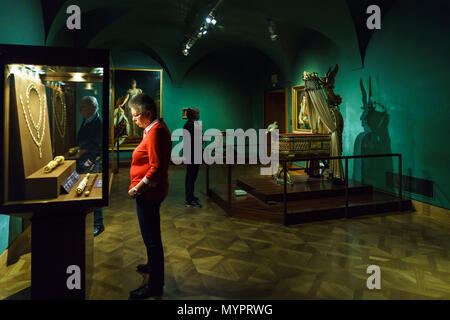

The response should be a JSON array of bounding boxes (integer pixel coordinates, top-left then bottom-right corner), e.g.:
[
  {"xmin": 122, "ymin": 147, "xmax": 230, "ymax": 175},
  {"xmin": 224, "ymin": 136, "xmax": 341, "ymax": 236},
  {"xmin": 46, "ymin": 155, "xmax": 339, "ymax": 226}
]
[
  {"xmin": 84, "ymin": 174, "xmax": 98, "ymax": 196},
  {"xmin": 68, "ymin": 146, "xmax": 80, "ymax": 156},
  {"xmin": 43, "ymin": 155, "xmax": 65, "ymax": 173},
  {"xmin": 53, "ymin": 89, "xmax": 67, "ymax": 138},
  {"xmin": 76, "ymin": 173, "xmax": 90, "ymax": 195},
  {"xmin": 19, "ymin": 82, "xmax": 47, "ymax": 158}
]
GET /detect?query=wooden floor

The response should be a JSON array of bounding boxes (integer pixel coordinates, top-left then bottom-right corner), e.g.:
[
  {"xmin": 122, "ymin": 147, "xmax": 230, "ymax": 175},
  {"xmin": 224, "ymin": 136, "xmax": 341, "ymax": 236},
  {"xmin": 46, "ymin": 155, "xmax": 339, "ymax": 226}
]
[{"xmin": 1, "ymin": 166, "xmax": 449, "ymax": 300}]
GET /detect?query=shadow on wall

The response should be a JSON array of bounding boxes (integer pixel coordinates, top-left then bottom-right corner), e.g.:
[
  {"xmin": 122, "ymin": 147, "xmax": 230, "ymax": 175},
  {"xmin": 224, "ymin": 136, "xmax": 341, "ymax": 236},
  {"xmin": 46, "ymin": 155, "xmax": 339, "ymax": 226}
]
[{"xmin": 353, "ymin": 77, "xmax": 393, "ymax": 189}]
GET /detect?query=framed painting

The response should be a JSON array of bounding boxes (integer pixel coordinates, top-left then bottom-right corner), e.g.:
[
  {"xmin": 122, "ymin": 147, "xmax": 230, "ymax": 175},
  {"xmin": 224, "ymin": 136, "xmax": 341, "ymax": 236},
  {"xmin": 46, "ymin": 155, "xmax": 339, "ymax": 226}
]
[
  {"xmin": 292, "ymin": 85, "xmax": 313, "ymax": 133},
  {"xmin": 111, "ymin": 68, "xmax": 162, "ymax": 150},
  {"xmin": 182, "ymin": 108, "xmax": 189, "ymax": 119}
]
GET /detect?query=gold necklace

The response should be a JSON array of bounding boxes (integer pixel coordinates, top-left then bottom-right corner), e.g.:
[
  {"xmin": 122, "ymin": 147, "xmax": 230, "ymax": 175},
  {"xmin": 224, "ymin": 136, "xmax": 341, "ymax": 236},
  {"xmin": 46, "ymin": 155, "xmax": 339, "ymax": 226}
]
[
  {"xmin": 25, "ymin": 83, "xmax": 43, "ymax": 132},
  {"xmin": 53, "ymin": 89, "xmax": 66, "ymax": 138},
  {"xmin": 19, "ymin": 82, "xmax": 46, "ymax": 158}
]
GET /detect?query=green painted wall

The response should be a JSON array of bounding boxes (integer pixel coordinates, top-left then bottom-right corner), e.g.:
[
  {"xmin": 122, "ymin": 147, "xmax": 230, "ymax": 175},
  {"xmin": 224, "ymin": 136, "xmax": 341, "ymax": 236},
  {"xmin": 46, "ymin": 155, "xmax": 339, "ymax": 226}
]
[
  {"xmin": 0, "ymin": 0, "xmax": 45, "ymax": 254},
  {"xmin": 111, "ymin": 48, "xmax": 279, "ymax": 160},
  {"xmin": 289, "ymin": 1, "xmax": 450, "ymax": 209},
  {"xmin": 0, "ymin": 0, "xmax": 45, "ymax": 45}
]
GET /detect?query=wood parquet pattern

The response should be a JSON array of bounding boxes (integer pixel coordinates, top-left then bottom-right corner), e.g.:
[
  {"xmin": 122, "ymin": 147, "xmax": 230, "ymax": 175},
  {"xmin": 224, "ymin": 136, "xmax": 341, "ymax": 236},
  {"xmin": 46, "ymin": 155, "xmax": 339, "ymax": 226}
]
[{"xmin": 1, "ymin": 166, "xmax": 449, "ymax": 300}]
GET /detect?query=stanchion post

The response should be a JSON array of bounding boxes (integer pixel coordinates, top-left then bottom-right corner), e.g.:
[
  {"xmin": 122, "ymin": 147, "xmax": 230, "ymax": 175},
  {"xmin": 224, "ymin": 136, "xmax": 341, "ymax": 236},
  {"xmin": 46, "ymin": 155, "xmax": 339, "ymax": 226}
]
[
  {"xmin": 398, "ymin": 154, "xmax": 402, "ymax": 212},
  {"xmin": 283, "ymin": 160, "xmax": 288, "ymax": 226},
  {"xmin": 345, "ymin": 157, "xmax": 349, "ymax": 219},
  {"xmin": 227, "ymin": 164, "xmax": 232, "ymax": 216}
]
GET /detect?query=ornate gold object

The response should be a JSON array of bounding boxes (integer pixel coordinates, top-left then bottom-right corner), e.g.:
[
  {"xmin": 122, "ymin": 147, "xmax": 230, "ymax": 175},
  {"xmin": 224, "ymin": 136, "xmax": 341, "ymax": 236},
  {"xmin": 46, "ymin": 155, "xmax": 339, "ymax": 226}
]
[
  {"xmin": 19, "ymin": 82, "xmax": 46, "ymax": 158},
  {"xmin": 43, "ymin": 155, "xmax": 65, "ymax": 173},
  {"xmin": 84, "ymin": 174, "xmax": 98, "ymax": 196},
  {"xmin": 53, "ymin": 89, "xmax": 67, "ymax": 138},
  {"xmin": 319, "ymin": 65, "xmax": 342, "ymax": 107},
  {"xmin": 76, "ymin": 173, "xmax": 90, "ymax": 195},
  {"xmin": 68, "ymin": 147, "xmax": 80, "ymax": 156}
]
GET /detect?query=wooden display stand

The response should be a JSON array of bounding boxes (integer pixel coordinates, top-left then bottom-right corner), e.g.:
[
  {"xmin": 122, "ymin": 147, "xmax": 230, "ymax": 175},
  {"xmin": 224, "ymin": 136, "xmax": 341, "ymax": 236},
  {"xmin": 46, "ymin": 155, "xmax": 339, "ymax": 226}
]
[
  {"xmin": 30, "ymin": 209, "xmax": 93, "ymax": 300},
  {"xmin": 1, "ymin": 44, "xmax": 110, "ymax": 300},
  {"xmin": 4, "ymin": 70, "xmax": 97, "ymax": 299},
  {"xmin": 25, "ymin": 160, "xmax": 76, "ymax": 200}
]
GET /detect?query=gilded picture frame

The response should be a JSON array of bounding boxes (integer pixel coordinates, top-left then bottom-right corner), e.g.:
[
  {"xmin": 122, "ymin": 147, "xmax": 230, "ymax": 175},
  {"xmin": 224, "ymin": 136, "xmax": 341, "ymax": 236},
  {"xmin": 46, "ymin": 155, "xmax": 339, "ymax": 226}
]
[
  {"xmin": 111, "ymin": 68, "xmax": 163, "ymax": 150},
  {"xmin": 292, "ymin": 85, "xmax": 313, "ymax": 133}
]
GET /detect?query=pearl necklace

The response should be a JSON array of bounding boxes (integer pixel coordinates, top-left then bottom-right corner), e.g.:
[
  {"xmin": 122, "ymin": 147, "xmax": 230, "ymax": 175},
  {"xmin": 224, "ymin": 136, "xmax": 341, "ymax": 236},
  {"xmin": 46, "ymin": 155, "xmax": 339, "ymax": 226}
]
[
  {"xmin": 53, "ymin": 89, "xmax": 66, "ymax": 138},
  {"xmin": 19, "ymin": 83, "xmax": 46, "ymax": 158}
]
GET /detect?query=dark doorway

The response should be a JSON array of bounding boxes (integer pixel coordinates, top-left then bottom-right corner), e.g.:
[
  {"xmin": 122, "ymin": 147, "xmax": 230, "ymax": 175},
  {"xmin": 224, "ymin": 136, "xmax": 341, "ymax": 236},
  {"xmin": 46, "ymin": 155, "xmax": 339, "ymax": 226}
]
[{"xmin": 264, "ymin": 89, "xmax": 287, "ymax": 133}]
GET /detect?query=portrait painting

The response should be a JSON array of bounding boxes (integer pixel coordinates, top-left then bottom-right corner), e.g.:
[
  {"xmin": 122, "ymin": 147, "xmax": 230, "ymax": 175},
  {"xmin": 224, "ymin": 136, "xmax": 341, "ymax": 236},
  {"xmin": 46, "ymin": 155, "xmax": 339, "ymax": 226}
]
[
  {"xmin": 112, "ymin": 68, "xmax": 162, "ymax": 149},
  {"xmin": 292, "ymin": 85, "xmax": 312, "ymax": 133}
]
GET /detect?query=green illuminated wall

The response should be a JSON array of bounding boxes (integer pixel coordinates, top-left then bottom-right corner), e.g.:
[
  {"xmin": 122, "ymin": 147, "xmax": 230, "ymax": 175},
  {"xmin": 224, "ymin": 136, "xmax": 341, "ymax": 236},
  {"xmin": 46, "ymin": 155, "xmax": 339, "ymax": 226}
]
[
  {"xmin": 111, "ymin": 48, "xmax": 279, "ymax": 160},
  {"xmin": 289, "ymin": 1, "xmax": 450, "ymax": 209}
]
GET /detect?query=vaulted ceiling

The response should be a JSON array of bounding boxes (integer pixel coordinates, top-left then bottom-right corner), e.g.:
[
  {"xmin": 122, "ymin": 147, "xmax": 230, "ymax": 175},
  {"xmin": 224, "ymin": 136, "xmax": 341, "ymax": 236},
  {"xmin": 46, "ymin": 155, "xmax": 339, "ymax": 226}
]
[{"xmin": 40, "ymin": 0, "xmax": 397, "ymax": 82}]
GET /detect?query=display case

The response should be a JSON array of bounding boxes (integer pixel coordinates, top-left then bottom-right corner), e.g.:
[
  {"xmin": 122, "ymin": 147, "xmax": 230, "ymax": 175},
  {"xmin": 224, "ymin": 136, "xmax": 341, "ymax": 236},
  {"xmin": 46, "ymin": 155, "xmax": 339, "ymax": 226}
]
[{"xmin": 0, "ymin": 44, "xmax": 110, "ymax": 213}]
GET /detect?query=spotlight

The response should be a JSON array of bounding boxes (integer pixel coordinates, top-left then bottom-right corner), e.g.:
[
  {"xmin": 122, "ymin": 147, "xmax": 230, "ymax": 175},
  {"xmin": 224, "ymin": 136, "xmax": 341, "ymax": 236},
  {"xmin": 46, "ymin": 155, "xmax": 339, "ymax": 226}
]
[
  {"xmin": 206, "ymin": 17, "xmax": 212, "ymax": 24},
  {"xmin": 211, "ymin": 18, "xmax": 217, "ymax": 25},
  {"xmin": 203, "ymin": 30, "xmax": 207, "ymax": 35},
  {"xmin": 182, "ymin": 48, "xmax": 189, "ymax": 56},
  {"xmin": 268, "ymin": 20, "xmax": 278, "ymax": 41}
]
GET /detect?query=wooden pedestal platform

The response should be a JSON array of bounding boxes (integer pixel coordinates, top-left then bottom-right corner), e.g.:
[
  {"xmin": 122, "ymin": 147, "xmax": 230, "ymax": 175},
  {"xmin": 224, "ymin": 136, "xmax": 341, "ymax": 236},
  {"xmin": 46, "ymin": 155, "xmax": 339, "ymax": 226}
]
[{"xmin": 209, "ymin": 171, "xmax": 411, "ymax": 225}]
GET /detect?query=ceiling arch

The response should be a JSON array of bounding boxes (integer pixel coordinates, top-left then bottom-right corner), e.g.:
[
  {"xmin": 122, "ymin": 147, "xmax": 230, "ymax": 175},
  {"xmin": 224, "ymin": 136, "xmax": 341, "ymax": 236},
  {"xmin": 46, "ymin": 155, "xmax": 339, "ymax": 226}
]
[{"xmin": 44, "ymin": 0, "xmax": 364, "ymax": 80}]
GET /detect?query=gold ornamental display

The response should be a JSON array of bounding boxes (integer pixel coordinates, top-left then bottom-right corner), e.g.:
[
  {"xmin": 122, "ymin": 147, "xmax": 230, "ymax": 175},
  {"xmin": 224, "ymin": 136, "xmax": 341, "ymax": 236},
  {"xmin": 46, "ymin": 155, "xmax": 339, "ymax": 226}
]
[
  {"xmin": 19, "ymin": 82, "xmax": 47, "ymax": 158},
  {"xmin": 68, "ymin": 146, "xmax": 80, "ymax": 156},
  {"xmin": 53, "ymin": 89, "xmax": 67, "ymax": 138},
  {"xmin": 84, "ymin": 174, "xmax": 98, "ymax": 196},
  {"xmin": 43, "ymin": 155, "xmax": 65, "ymax": 173},
  {"xmin": 76, "ymin": 173, "xmax": 90, "ymax": 195}
]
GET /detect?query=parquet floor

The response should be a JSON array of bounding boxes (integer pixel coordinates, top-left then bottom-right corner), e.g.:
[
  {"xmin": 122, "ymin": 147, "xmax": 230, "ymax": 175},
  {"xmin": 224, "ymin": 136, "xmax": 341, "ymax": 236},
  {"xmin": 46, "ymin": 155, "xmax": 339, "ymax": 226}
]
[{"xmin": 1, "ymin": 166, "xmax": 449, "ymax": 300}]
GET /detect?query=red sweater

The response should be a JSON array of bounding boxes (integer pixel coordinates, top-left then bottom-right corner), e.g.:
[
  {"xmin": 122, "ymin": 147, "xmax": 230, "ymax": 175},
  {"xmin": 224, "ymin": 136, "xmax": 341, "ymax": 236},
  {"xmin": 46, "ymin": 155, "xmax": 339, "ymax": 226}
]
[{"xmin": 129, "ymin": 120, "xmax": 172, "ymax": 200}]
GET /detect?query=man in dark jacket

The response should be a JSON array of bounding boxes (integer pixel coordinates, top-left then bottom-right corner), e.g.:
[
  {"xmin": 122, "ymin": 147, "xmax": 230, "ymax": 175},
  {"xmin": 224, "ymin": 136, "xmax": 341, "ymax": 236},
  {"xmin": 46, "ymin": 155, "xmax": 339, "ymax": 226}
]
[
  {"xmin": 183, "ymin": 108, "xmax": 202, "ymax": 208},
  {"xmin": 77, "ymin": 96, "xmax": 104, "ymax": 236}
]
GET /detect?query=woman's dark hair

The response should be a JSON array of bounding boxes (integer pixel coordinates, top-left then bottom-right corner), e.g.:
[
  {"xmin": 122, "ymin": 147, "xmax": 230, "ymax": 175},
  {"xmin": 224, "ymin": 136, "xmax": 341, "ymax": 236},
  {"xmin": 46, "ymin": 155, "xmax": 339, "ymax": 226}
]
[
  {"xmin": 186, "ymin": 108, "xmax": 197, "ymax": 120},
  {"xmin": 130, "ymin": 93, "xmax": 158, "ymax": 117}
]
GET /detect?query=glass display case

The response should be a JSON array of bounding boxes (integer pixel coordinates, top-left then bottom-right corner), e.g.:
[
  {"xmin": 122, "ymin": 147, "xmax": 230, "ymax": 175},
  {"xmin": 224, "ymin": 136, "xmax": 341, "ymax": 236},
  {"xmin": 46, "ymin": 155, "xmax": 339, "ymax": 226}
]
[{"xmin": 0, "ymin": 44, "xmax": 110, "ymax": 212}]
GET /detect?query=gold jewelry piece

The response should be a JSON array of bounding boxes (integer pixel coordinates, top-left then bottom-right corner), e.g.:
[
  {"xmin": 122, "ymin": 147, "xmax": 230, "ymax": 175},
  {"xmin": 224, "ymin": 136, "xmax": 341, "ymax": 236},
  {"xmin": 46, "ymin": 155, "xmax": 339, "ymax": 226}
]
[
  {"xmin": 19, "ymin": 82, "xmax": 46, "ymax": 158},
  {"xmin": 53, "ymin": 89, "xmax": 67, "ymax": 138},
  {"xmin": 68, "ymin": 146, "xmax": 80, "ymax": 156},
  {"xmin": 76, "ymin": 173, "xmax": 90, "ymax": 195},
  {"xmin": 84, "ymin": 174, "xmax": 98, "ymax": 196},
  {"xmin": 43, "ymin": 155, "xmax": 65, "ymax": 173}
]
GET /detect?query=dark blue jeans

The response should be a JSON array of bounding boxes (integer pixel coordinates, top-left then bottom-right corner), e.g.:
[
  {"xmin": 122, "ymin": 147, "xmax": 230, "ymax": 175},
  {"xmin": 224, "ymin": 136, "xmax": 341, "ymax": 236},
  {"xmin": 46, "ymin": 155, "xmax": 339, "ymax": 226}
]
[
  {"xmin": 185, "ymin": 164, "xmax": 200, "ymax": 202},
  {"xmin": 94, "ymin": 209, "xmax": 103, "ymax": 228},
  {"xmin": 136, "ymin": 197, "xmax": 164, "ymax": 288}
]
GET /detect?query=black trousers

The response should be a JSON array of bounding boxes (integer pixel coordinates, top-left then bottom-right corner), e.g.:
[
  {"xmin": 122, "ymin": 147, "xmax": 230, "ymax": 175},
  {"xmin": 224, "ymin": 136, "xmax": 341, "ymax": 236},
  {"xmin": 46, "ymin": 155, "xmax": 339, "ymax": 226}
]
[
  {"xmin": 185, "ymin": 164, "xmax": 200, "ymax": 202},
  {"xmin": 136, "ymin": 197, "xmax": 164, "ymax": 288}
]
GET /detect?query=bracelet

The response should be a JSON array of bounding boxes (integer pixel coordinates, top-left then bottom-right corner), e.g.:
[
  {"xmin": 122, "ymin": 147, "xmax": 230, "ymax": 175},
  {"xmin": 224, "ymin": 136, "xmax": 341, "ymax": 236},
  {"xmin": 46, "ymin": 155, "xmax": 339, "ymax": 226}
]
[{"xmin": 132, "ymin": 187, "xmax": 139, "ymax": 194}]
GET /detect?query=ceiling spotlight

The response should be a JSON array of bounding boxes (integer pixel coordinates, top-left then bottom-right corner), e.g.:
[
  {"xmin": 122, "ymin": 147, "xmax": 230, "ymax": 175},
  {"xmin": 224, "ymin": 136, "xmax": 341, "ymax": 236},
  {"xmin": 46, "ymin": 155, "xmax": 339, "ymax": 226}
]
[
  {"xmin": 203, "ymin": 30, "xmax": 207, "ymax": 35},
  {"xmin": 206, "ymin": 17, "xmax": 212, "ymax": 24},
  {"xmin": 211, "ymin": 18, "xmax": 217, "ymax": 25},
  {"xmin": 182, "ymin": 48, "xmax": 189, "ymax": 56},
  {"xmin": 268, "ymin": 20, "xmax": 278, "ymax": 41}
]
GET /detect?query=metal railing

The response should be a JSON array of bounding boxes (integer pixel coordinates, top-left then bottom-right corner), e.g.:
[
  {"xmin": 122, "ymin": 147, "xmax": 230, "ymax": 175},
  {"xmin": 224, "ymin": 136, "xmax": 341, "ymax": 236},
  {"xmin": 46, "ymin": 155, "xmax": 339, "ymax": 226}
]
[{"xmin": 206, "ymin": 153, "xmax": 403, "ymax": 225}]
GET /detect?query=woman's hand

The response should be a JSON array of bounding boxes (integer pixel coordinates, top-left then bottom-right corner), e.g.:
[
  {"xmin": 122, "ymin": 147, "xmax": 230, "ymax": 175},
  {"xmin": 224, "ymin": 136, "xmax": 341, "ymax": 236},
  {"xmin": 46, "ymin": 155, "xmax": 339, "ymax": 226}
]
[{"xmin": 128, "ymin": 187, "xmax": 138, "ymax": 199}]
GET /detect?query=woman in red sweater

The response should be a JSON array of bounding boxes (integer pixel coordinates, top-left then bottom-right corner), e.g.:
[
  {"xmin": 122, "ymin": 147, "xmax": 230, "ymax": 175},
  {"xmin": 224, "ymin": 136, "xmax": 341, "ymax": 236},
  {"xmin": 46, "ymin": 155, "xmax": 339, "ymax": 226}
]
[{"xmin": 127, "ymin": 93, "xmax": 172, "ymax": 299}]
